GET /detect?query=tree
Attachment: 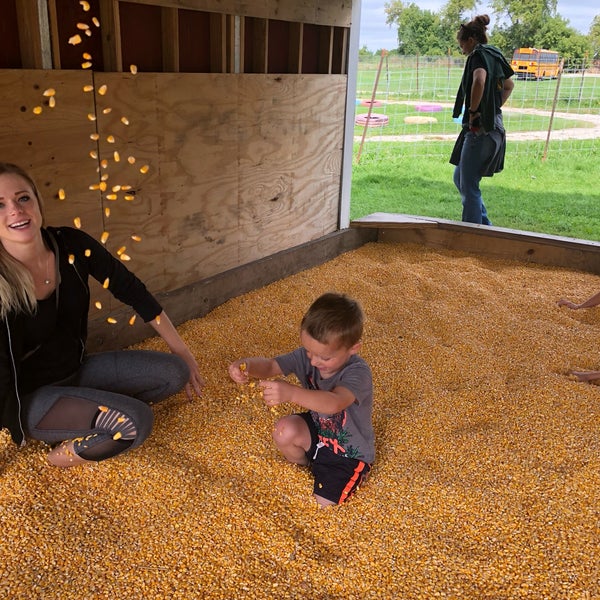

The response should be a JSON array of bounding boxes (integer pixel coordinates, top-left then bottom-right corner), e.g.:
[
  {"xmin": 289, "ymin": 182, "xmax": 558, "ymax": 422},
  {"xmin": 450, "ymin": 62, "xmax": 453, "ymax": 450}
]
[
  {"xmin": 384, "ymin": 1, "xmax": 447, "ymax": 55},
  {"xmin": 590, "ymin": 15, "xmax": 600, "ymax": 59},
  {"xmin": 490, "ymin": 0, "xmax": 558, "ymax": 53}
]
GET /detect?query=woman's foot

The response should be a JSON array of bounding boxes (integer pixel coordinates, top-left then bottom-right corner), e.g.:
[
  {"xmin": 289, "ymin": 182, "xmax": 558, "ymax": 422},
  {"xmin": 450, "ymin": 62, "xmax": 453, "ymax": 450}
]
[{"xmin": 47, "ymin": 440, "xmax": 94, "ymax": 468}]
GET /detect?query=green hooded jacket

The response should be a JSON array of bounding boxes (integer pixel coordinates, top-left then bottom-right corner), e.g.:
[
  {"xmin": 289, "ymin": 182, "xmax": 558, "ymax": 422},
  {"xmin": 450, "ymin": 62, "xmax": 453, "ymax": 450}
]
[{"xmin": 452, "ymin": 44, "xmax": 514, "ymax": 132}]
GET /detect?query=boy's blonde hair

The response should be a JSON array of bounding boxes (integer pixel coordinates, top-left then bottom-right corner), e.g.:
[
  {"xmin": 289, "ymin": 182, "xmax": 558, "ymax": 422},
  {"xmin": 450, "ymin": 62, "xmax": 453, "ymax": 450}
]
[{"xmin": 300, "ymin": 292, "xmax": 364, "ymax": 348}]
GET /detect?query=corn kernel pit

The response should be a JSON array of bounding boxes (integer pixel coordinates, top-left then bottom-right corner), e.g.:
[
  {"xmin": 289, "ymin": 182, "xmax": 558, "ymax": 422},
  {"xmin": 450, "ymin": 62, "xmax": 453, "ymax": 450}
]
[{"xmin": 1, "ymin": 242, "xmax": 598, "ymax": 598}]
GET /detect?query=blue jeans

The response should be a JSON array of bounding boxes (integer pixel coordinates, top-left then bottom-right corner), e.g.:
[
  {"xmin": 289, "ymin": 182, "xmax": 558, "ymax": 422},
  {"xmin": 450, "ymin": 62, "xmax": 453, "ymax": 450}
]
[{"xmin": 453, "ymin": 130, "xmax": 496, "ymax": 225}]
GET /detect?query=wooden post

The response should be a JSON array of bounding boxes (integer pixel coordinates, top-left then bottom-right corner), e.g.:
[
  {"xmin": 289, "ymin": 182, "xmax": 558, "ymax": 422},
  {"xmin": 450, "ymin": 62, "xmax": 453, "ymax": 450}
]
[
  {"xmin": 355, "ymin": 49, "xmax": 387, "ymax": 164},
  {"xmin": 542, "ymin": 59, "xmax": 564, "ymax": 162}
]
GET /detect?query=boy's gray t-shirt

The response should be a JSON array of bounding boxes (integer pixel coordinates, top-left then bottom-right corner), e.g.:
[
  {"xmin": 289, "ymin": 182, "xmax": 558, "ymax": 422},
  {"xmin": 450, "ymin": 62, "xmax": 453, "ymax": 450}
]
[{"xmin": 275, "ymin": 349, "xmax": 375, "ymax": 463}]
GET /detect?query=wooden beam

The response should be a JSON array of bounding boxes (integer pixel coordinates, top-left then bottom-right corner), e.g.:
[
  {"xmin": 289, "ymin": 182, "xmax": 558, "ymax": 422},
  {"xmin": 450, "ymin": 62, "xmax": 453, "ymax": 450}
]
[
  {"xmin": 352, "ymin": 213, "xmax": 600, "ymax": 275},
  {"xmin": 161, "ymin": 7, "xmax": 179, "ymax": 72},
  {"xmin": 16, "ymin": 0, "xmax": 52, "ymax": 69},
  {"xmin": 209, "ymin": 12, "xmax": 226, "ymax": 73},
  {"xmin": 98, "ymin": 0, "xmax": 122, "ymax": 71}
]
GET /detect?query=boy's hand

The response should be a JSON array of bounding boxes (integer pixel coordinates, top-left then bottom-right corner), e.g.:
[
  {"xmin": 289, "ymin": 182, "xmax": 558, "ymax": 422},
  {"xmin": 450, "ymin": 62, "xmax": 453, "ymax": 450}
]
[
  {"xmin": 260, "ymin": 380, "xmax": 293, "ymax": 407},
  {"xmin": 229, "ymin": 360, "xmax": 250, "ymax": 384}
]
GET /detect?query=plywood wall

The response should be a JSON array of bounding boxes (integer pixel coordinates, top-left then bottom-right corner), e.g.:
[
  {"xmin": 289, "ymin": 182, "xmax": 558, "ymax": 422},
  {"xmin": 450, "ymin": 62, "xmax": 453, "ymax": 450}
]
[
  {"xmin": 0, "ymin": 0, "xmax": 353, "ymax": 346},
  {"xmin": 0, "ymin": 67, "xmax": 347, "ymax": 334}
]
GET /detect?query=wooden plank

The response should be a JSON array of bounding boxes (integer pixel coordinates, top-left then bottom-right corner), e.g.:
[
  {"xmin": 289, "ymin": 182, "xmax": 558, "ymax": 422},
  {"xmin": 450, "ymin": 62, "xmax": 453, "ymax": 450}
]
[
  {"xmin": 352, "ymin": 212, "xmax": 439, "ymax": 227},
  {"xmin": 113, "ymin": 0, "xmax": 352, "ymax": 27},
  {"xmin": 289, "ymin": 22, "xmax": 302, "ymax": 74},
  {"xmin": 209, "ymin": 12, "xmax": 226, "ymax": 73},
  {"xmin": 236, "ymin": 74, "xmax": 345, "ymax": 260},
  {"xmin": 16, "ymin": 0, "xmax": 52, "ymax": 69},
  {"xmin": 161, "ymin": 7, "xmax": 180, "ymax": 72},
  {"xmin": 99, "ymin": 0, "xmax": 122, "ymax": 72},
  {"xmin": 352, "ymin": 213, "xmax": 600, "ymax": 275}
]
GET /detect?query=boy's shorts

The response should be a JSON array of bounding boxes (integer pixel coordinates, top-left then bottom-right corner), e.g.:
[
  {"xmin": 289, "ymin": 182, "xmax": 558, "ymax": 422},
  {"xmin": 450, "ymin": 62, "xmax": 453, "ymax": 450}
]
[{"xmin": 298, "ymin": 412, "xmax": 371, "ymax": 505}]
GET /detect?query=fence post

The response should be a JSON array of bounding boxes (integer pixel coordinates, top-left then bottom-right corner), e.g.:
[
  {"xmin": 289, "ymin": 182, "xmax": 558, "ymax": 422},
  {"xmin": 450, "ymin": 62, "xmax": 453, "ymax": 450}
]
[
  {"xmin": 356, "ymin": 50, "xmax": 388, "ymax": 164},
  {"xmin": 542, "ymin": 59, "xmax": 564, "ymax": 162}
]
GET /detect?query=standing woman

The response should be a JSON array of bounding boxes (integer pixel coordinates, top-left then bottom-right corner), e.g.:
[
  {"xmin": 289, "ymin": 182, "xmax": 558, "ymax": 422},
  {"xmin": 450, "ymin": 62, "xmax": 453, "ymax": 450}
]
[
  {"xmin": 450, "ymin": 15, "xmax": 514, "ymax": 225},
  {"xmin": 0, "ymin": 163, "xmax": 204, "ymax": 467}
]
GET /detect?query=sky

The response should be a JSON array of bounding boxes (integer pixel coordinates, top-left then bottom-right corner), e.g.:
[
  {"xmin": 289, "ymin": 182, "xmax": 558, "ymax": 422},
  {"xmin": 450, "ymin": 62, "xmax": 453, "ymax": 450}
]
[{"xmin": 359, "ymin": 0, "xmax": 599, "ymax": 51}]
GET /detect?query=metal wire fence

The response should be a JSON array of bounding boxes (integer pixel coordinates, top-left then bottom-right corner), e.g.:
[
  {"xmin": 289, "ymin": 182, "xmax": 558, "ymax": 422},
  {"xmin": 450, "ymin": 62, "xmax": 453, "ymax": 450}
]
[{"xmin": 354, "ymin": 55, "xmax": 600, "ymax": 162}]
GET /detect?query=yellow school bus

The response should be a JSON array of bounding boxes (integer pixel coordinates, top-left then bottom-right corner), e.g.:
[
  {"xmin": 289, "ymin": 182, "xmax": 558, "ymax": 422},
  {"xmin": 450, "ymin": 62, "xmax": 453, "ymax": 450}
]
[{"xmin": 511, "ymin": 47, "xmax": 561, "ymax": 79}]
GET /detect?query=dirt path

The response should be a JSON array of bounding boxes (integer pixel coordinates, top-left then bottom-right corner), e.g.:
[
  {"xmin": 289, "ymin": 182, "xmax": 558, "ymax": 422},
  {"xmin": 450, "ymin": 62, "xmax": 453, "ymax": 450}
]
[{"xmin": 355, "ymin": 101, "xmax": 600, "ymax": 142}]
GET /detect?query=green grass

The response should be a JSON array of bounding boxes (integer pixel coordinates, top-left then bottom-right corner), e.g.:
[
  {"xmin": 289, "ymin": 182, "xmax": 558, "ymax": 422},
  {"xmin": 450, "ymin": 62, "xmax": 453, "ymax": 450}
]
[{"xmin": 350, "ymin": 140, "xmax": 600, "ymax": 241}]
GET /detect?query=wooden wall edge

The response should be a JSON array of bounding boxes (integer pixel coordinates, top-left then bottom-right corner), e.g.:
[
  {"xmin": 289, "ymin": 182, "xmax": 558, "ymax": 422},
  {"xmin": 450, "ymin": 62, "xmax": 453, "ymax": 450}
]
[
  {"xmin": 354, "ymin": 216, "xmax": 600, "ymax": 275},
  {"xmin": 87, "ymin": 226, "xmax": 378, "ymax": 351}
]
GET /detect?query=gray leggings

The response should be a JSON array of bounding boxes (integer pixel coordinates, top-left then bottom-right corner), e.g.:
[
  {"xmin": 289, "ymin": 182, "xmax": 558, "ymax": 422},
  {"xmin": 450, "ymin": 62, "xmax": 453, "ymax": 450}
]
[{"xmin": 24, "ymin": 350, "xmax": 189, "ymax": 461}]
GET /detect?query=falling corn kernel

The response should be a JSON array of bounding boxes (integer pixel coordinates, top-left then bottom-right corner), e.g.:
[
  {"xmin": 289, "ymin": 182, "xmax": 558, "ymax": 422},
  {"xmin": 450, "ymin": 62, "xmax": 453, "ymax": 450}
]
[
  {"xmin": 124, "ymin": 194, "xmax": 135, "ymax": 201},
  {"xmin": 113, "ymin": 432, "xmax": 122, "ymax": 440},
  {"xmin": 80, "ymin": 0, "xmax": 90, "ymax": 10},
  {"xmin": 120, "ymin": 254, "xmax": 131, "ymax": 261},
  {"xmin": 90, "ymin": 133, "xmax": 99, "ymax": 141},
  {"xmin": 100, "ymin": 160, "xmax": 108, "ymax": 170},
  {"xmin": 99, "ymin": 181, "xmax": 107, "ymax": 191},
  {"xmin": 155, "ymin": 315, "xmax": 161, "ymax": 325},
  {"xmin": 100, "ymin": 232, "xmax": 109, "ymax": 244},
  {"xmin": 111, "ymin": 185, "xmax": 121, "ymax": 192},
  {"xmin": 84, "ymin": 29, "xmax": 92, "ymax": 37},
  {"xmin": 92, "ymin": 16, "xmax": 100, "ymax": 27},
  {"xmin": 69, "ymin": 34, "xmax": 82, "ymax": 45},
  {"xmin": 83, "ymin": 84, "xmax": 94, "ymax": 92},
  {"xmin": 106, "ymin": 194, "xmax": 118, "ymax": 201},
  {"xmin": 121, "ymin": 117, "xmax": 130, "ymax": 125},
  {"xmin": 84, "ymin": 248, "xmax": 91, "ymax": 257},
  {"xmin": 117, "ymin": 246, "xmax": 126, "ymax": 256},
  {"xmin": 33, "ymin": 106, "xmax": 42, "ymax": 115},
  {"xmin": 82, "ymin": 52, "xmax": 92, "ymax": 60},
  {"xmin": 58, "ymin": 188, "xmax": 66, "ymax": 200},
  {"xmin": 73, "ymin": 217, "xmax": 81, "ymax": 229},
  {"xmin": 113, "ymin": 152, "xmax": 121, "ymax": 163},
  {"xmin": 107, "ymin": 317, "xmax": 117, "ymax": 324},
  {"xmin": 117, "ymin": 417, "xmax": 126, "ymax": 423},
  {"xmin": 95, "ymin": 84, "xmax": 107, "ymax": 96},
  {"xmin": 101, "ymin": 174, "xmax": 109, "ymax": 181},
  {"xmin": 87, "ymin": 113, "xmax": 96, "ymax": 121},
  {"xmin": 81, "ymin": 61, "xmax": 92, "ymax": 69},
  {"xmin": 127, "ymin": 156, "xmax": 136, "ymax": 165},
  {"xmin": 131, "ymin": 235, "xmax": 142, "ymax": 242},
  {"xmin": 94, "ymin": 301, "xmax": 102, "ymax": 310},
  {"xmin": 77, "ymin": 23, "xmax": 90, "ymax": 31},
  {"xmin": 68, "ymin": 254, "xmax": 75, "ymax": 264},
  {"xmin": 140, "ymin": 165, "xmax": 150, "ymax": 174},
  {"xmin": 89, "ymin": 150, "xmax": 98, "ymax": 159},
  {"xmin": 121, "ymin": 185, "xmax": 132, "ymax": 191},
  {"xmin": 130, "ymin": 64, "xmax": 138, "ymax": 74},
  {"xmin": 43, "ymin": 88, "xmax": 56, "ymax": 97},
  {"xmin": 102, "ymin": 107, "xmax": 112, "ymax": 114},
  {"xmin": 240, "ymin": 362, "xmax": 247, "ymax": 372},
  {"xmin": 106, "ymin": 135, "xmax": 115, "ymax": 144},
  {"xmin": 129, "ymin": 315, "xmax": 137, "ymax": 326}
]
